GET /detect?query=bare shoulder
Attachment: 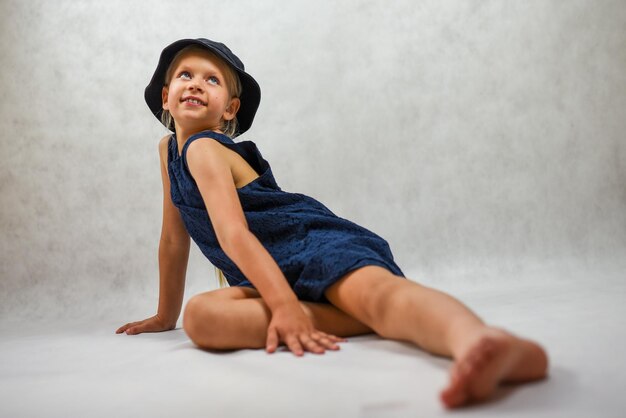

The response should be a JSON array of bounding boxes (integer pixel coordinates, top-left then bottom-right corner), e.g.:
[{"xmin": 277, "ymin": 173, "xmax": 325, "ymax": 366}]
[
  {"xmin": 186, "ymin": 137, "xmax": 259, "ymax": 189},
  {"xmin": 186, "ymin": 137, "xmax": 229, "ymax": 167}
]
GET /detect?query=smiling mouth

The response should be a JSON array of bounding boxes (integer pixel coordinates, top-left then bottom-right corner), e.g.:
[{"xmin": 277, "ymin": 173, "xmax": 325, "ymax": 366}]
[{"xmin": 181, "ymin": 97, "xmax": 207, "ymax": 106}]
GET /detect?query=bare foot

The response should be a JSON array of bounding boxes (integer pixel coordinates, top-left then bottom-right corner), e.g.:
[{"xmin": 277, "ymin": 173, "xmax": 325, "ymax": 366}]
[{"xmin": 440, "ymin": 328, "xmax": 548, "ymax": 408}]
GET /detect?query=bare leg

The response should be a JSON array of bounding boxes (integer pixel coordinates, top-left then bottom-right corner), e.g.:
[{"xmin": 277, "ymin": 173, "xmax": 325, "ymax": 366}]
[
  {"xmin": 182, "ymin": 286, "xmax": 372, "ymax": 350},
  {"xmin": 324, "ymin": 266, "xmax": 549, "ymax": 408}
]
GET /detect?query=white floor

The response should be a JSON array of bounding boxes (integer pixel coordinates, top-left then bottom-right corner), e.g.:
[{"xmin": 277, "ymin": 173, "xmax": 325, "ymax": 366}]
[{"xmin": 1, "ymin": 258, "xmax": 625, "ymax": 418}]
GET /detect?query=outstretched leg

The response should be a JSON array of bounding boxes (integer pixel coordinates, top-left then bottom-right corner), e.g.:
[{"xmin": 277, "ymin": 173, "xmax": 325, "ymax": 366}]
[
  {"xmin": 182, "ymin": 286, "xmax": 372, "ymax": 351},
  {"xmin": 324, "ymin": 266, "xmax": 548, "ymax": 408}
]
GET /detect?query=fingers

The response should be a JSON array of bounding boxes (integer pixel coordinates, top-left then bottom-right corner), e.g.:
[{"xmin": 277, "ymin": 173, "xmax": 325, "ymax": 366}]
[
  {"xmin": 117, "ymin": 315, "xmax": 174, "ymax": 336},
  {"xmin": 266, "ymin": 328, "xmax": 279, "ymax": 354},
  {"xmin": 299, "ymin": 335, "xmax": 324, "ymax": 354},
  {"xmin": 313, "ymin": 331, "xmax": 346, "ymax": 346},
  {"xmin": 116, "ymin": 320, "xmax": 147, "ymax": 335},
  {"xmin": 326, "ymin": 334, "xmax": 348, "ymax": 343},
  {"xmin": 286, "ymin": 335, "xmax": 305, "ymax": 356},
  {"xmin": 266, "ymin": 330, "xmax": 346, "ymax": 356},
  {"xmin": 309, "ymin": 332, "xmax": 341, "ymax": 351},
  {"xmin": 125, "ymin": 324, "xmax": 142, "ymax": 335},
  {"xmin": 288, "ymin": 332, "xmax": 346, "ymax": 356},
  {"xmin": 116, "ymin": 322, "xmax": 137, "ymax": 334}
]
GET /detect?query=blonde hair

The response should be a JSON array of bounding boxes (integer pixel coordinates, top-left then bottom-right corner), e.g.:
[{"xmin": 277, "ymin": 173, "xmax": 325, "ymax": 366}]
[
  {"xmin": 161, "ymin": 45, "xmax": 243, "ymax": 138},
  {"xmin": 215, "ymin": 267, "xmax": 229, "ymax": 288}
]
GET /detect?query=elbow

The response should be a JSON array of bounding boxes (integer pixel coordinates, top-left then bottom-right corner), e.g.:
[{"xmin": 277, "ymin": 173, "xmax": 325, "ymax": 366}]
[{"xmin": 217, "ymin": 224, "xmax": 251, "ymax": 255}]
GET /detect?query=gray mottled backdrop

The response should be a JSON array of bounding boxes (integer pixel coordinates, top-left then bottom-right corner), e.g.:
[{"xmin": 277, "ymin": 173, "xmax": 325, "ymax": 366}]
[{"xmin": 1, "ymin": 0, "xmax": 625, "ymax": 323}]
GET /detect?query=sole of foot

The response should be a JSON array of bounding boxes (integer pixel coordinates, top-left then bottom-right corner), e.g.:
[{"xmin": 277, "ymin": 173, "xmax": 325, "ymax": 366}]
[{"xmin": 440, "ymin": 328, "xmax": 548, "ymax": 409}]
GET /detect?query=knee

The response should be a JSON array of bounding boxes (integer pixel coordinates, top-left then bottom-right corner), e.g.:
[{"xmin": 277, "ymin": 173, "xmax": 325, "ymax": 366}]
[
  {"xmin": 357, "ymin": 280, "xmax": 392, "ymax": 324},
  {"xmin": 361, "ymin": 278, "xmax": 416, "ymax": 332},
  {"xmin": 183, "ymin": 294, "xmax": 223, "ymax": 349}
]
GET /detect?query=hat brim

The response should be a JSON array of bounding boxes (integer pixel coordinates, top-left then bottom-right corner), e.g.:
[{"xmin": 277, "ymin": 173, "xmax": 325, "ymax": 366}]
[{"xmin": 144, "ymin": 39, "xmax": 260, "ymax": 135}]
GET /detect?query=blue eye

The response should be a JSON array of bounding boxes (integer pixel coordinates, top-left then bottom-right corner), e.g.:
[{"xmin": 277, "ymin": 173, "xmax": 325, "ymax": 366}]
[
  {"xmin": 178, "ymin": 71, "xmax": 191, "ymax": 80},
  {"xmin": 207, "ymin": 76, "xmax": 220, "ymax": 85}
]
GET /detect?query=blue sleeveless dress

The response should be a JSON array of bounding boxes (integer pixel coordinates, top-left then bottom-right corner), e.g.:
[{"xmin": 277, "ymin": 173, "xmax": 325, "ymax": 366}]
[{"xmin": 167, "ymin": 130, "xmax": 405, "ymax": 302}]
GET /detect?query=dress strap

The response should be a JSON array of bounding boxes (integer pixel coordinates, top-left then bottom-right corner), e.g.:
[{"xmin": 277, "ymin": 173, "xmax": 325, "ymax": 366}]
[{"xmin": 182, "ymin": 130, "xmax": 234, "ymax": 155}]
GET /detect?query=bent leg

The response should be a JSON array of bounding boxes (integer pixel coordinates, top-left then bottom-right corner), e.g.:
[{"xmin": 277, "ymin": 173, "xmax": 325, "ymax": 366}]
[
  {"xmin": 324, "ymin": 266, "xmax": 549, "ymax": 408},
  {"xmin": 183, "ymin": 286, "xmax": 372, "ymax": 350}
]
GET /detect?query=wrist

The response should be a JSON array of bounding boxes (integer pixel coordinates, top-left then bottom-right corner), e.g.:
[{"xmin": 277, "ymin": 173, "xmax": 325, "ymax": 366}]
[
  {"xmin": 156, "ymin": 313, "xmax": 178, "ymax": 329},
  {"xmin": 269, "ymin": 296, "xmax": 300, "ymax": 313}
]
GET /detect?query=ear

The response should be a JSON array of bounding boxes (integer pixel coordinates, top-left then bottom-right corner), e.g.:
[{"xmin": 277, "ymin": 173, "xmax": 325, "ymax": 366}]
[
  {"xmin": 223, "ymin": 97, "xmax": 241, "ymax": 121},
  {"xmin": 161, "ymin": 86, "xmax": 169, "ymax": 110}
]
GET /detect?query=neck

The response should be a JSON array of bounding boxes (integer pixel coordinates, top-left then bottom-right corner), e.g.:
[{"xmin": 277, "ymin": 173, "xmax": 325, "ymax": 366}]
[{"xmin": 174, "ymin": 124, "xmax": 223, "ymax": 150}]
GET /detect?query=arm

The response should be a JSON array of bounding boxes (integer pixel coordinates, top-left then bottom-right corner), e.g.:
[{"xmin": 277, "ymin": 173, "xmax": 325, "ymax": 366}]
[
  {"xmin": 116, "ymin": 136, "xmax": 190, "ymax": 334},
  {"xmin": 186, "ymin": 138, "xmax": 342, "ymax": 355},
  {"xmin": 186, "ymin": 138, "xmax": 297, "ymax": 311},
  {"xmin": 155, "ymin": 135, "xmax": 190, "ymax": 327}
]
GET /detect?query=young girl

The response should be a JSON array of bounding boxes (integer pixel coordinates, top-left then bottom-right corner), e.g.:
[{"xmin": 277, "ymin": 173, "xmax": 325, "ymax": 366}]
[{"xmin": 116, "ymin": 38, "xmax": 548, "ymax": 409}]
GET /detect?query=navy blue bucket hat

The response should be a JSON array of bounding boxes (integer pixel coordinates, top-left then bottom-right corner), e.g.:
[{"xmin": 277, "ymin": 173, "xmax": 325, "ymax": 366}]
[{"xmin": 144, "ymin": 38, "xmax": 261, "ymax": 135}]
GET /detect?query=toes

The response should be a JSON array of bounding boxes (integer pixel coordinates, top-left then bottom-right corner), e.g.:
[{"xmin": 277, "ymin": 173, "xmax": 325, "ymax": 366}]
[
  {"xmin": 446, "ymin": 389, "xmax": 468, "ymax": 408},
  {"xmin": 465, "ymin": 335, "xmax": 512, "ymax": 401},
  {"xmin": 445, "ymin": 336, "xmax": 504, "ymax": 407},
  {"xmin": 441, "ymin": 363, "xmax": 471, "ymax": 408},
  {"xmin": 441, "ymin": 372, "xmax": 469, "ymax": 408}
]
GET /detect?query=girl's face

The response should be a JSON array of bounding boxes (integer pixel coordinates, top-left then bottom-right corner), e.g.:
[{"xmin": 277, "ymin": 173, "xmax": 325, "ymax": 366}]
[{"xmin": 161, "ymin": 51, "xmax": 240, "ymax": 134}]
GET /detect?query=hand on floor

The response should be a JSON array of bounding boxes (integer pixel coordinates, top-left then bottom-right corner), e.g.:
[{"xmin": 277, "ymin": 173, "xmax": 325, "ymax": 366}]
[{"xmin": 116, "ymin": 314, "xmax": 175, "ymax": 335}]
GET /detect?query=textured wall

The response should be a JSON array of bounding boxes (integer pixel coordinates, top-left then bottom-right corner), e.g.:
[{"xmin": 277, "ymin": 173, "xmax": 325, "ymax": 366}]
[{"xmin": 1, "ymin": 0, "xmax": 625, "ymax": 321}]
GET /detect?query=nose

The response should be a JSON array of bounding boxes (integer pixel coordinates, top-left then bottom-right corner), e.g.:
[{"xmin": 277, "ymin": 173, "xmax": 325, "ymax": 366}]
[{"xmin": 187, "ymin": 77, "xmax": 203, "ymax": 92}]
